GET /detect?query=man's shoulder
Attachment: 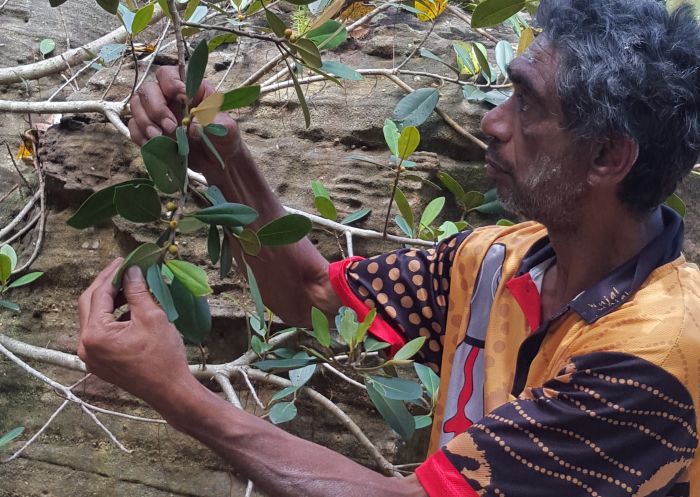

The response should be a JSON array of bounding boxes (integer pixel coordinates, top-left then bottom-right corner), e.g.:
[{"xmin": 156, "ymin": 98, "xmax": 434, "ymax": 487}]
[{"xmin": 456, "ymin": 220, "xmax": 547, "ymax": 264}]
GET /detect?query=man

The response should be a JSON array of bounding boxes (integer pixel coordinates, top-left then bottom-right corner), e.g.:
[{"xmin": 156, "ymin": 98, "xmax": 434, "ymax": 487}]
[{"xmin": 77, "ymin": 0, "xmax": 700, "ymax": 495}]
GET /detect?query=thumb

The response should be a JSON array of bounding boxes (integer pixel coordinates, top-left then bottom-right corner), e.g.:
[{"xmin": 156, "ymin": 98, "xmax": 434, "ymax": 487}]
[{"xmin": 122, "ymin": 266, "xmax": 157, "ymax": 313}]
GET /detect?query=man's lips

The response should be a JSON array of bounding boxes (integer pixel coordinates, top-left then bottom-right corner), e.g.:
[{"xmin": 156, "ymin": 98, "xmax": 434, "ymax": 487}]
[{"xmin": 485, "ymin": 154, "xmax": 510, "ymax": 175}]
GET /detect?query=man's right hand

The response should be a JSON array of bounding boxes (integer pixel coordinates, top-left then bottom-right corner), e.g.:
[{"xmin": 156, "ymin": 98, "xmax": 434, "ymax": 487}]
[{"xmin": 128, "ymin": 66, "xmax": 243, "ymax": 186}]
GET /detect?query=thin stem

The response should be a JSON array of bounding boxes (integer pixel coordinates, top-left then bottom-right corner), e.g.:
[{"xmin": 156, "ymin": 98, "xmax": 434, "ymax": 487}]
[
  {"xmin": 167, "ymin": 0, "xmax": 187, "ymax": 81},
  {"xmin": 394, "ymin": 19, "xmax": 436, "ymax": 72},
  {"xmin": 383, "ymin": 166, "xmax": 403, "ymax": 238},
  {"xmin": 182, "ymin": 21, "xmax": 286, "ymax": 44}
]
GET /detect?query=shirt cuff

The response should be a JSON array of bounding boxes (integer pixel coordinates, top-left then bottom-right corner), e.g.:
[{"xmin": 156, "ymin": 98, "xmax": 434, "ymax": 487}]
[
  {"xmin": 415, "ymin": 449, "xmax": 479, "ymax": 497},
  {"xmin": 328, "ymin": 258, "xmax": 406, "ymax": 356}
]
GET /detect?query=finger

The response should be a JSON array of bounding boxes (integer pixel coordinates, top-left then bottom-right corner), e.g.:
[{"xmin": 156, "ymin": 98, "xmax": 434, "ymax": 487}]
[
  {"xmin": 130, "ymin": 92, "xmax": 162, "ymax": 141},
  {"xmin": 128, "ymin": 118, "xmax": 147, "ymax": 147},
  {"xmin": 80, "ymin": 258, "xmax": 123, "ymax": 332},
  {"xmin": 88, "ymin": 265, "xmax": 122, "ymax": 327},
  {"xmin": 156, "ymin": 66, "xmax": 187, "ymax": 104},
  {"xmin": 122, "ymin": 266, "xmax": 160, "ymax": 317},
  {"xmin": 136, "ymin": 82, "xmax": 178, "ymax": 134}
]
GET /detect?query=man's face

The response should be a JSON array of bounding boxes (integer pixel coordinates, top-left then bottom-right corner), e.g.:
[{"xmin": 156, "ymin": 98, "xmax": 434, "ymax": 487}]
[{"xmin": 481, "ymin": 37, "xmax": 593, "ymax": 230}]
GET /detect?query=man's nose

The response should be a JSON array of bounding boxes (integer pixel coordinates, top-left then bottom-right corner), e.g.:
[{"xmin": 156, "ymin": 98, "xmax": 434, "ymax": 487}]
[{"xmin": 481, "ymin": 103, "xmax": 511, "ymax": 144}]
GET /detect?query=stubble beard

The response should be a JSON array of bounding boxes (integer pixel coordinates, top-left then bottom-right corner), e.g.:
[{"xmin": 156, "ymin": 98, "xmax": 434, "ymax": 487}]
[{"xmin": 497, "ymin": 153, "xmax": 587, "ymax": 231}]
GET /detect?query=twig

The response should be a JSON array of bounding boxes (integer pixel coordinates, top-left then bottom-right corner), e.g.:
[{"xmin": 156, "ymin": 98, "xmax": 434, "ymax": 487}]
[
  {"xmin": 0, "ymin": 4, "xmax": 165, "ymax": 85},
  {"xmin": 59, "ymin": 5, "xmax": 71, "ymax": 51},
  {"xmin": 80, "ymin": 404, "xmax": 133, "ymax": 453},
  {"xmin": 446, "ymin": 6, "xmax": 498, "ymax": 43},
  {"xmin": 394, "ymin": 19, "xmax": 436, "ymax": 72},
  {"xmin": 344, "ymin": 230, "xmax": 354, "ymax": 257},
  {"xmin": 48, "ymin": 57, "xmax": 99, "ymax": 102},
  {"xmin": 238, "ymin": 367, "xmax": 265, "ymax": 409},
  {"xmin": 0, "ymin": 213, "xmax": 39, "ymax": 246},
  {"xmin": 0, "ymin": 190, "xmax": 40, "ymax": 240},
  {"xmin": 244, "ymin": 480, "xmax": 255, "ymax": 497},
  {"xmin": 0, "ymin": 184, "xmax": 19, "ymax": 205},
  {"xmin": 125, "ymin": 35, "xmax": 140, "ymax": 103},
  {"xmin": 4, "ymin": 399, "xmax": 70, "ymax": 462},
  {"xmin": 0, "ymin": 0, "xmax": 9, "ymax": 11},
  {"xmin": 241, "ymin": 54, "xmax": 285, "ymax": 86},
  {"xmin": 242, "ymin": 368, "xmax": 400, "ymax": 477},
  {"xmin": 102, "ymin": 54, "xmax": 127, "ymax": 101},
  {"xmin": 182, "ymin": 21, "xmax": 286, "ymax": 44},
  {"xmin": 13, "ymin": 138, "xmax": 46, "ymax": 274},
  {"xmin": 59, "ymin": 54, "xmax": 80, "ymax": 92},
  {"xmin": 214, "ymin": 373, "xmax": 243, "ymax": 409},
  {"xmin": 129, "ymin": 19, "xmax": 172, "ymax": 99},
  {"xmin": 4, "ymin": 142, "xmax": 31, "ymax": 190},
  {"xmin": 322, "ymin": 363, "xmax": 365, "ymax": 390},
  {"xmin": 215, "ymin": 36, "xmax": 242, "ymax": 92},
  {"xmin": 168, "ymin": 0, "xmax": 188, "ymax": 81}
]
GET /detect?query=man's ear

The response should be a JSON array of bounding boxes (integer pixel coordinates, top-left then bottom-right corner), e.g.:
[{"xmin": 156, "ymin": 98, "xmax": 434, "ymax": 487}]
[{"xmin": 588, "ymin": 134, "xmax": 639, "ymax": 187}]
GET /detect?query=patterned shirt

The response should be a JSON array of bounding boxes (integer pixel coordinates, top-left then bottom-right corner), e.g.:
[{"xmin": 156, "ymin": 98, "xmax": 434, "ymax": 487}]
[{"xmin": 328, "ymin": 206, "xmax": 700, "ymax": 497}]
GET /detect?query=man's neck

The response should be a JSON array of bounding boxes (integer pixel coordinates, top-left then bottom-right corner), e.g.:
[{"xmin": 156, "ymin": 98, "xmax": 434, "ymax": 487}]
[{"xmin": 540, "ymin": 205, "xmax": 663, "ymax": 319}]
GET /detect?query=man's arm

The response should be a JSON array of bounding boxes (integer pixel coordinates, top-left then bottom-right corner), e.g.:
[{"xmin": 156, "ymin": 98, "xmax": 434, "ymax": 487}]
[
  {"xmin": 77, "ymin": 261, "xmax": 427, "ymax": 497},
  {"xmin": 128, "ymin": 66, "xmax": 340, "ymax": 326}
]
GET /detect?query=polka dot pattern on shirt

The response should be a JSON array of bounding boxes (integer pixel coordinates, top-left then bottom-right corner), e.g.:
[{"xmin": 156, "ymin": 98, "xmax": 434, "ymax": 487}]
[{"xmin": 345, "ymin": 231, "xmax": 472, "ymax": 374}]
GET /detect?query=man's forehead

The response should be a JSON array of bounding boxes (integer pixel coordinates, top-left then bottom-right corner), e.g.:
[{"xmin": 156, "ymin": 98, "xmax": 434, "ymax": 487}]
[{"xmin": 508, "ymin": 37, "xmax": 559, "ymax": 104}]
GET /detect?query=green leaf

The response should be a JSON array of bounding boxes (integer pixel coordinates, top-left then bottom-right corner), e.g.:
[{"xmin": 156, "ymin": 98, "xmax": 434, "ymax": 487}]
[
  {"xmin": 197, "ymin": 127, "xmax": 225, "ymax": 169},
  {"xmin": 166, "ymin": 260, "xmax": 212, "ymax": 297},
  {"xmin": 170, "ymin": 277, "xmax": 211, "ymax": 344},
  {"xmin": 395, "ymin": 215, "xmax": 413, "ymax": 238},
  {"xmin": 114, "ymin": 184, "xmax": 161, "ymax": 223},
  {"xmin": 355, "ymin": 308, "xmax": 376, "ymax": 344},
  {"xmin": 205, "ymin": 186, "xmax": 227, "ymax": 205},
  {"xmin": 437, "ymin": 221, "xmax": 459, "ymax": 241},
  {"xmin": 146, "ymin": 265, "xmax": 178, "ymax": 322},
  {"xmin": 286, "ymin": 59, "xmax": 311, "ymax": 128},
  {"xmin": 269, "ymin": 402, "xmax": 297, "ymax": 424},
  {"xmin": 472, "ymin": 42, "xmax": 491, "ymax": 81},
  {"xmin": 96, "ymin": 0, "xmax": 119, "ymax": 15},
  {"xmin": 453, "ymin": 41, "xmax": 477, "ymax": 75},
  {"xmin": 220, "ymin": 233, "xmax": 233, "ymax": 278},
  {"xmin": 246, "ymin": 263, "xmax": 265, "ymax": 321},
  {"xmin": 340, "ymin": 207, "xmax": 371, "ymax": 225},
  {"xmin": 132, "ymin": 2, "xmax": 154, "ymax": 34},
  {"xmin": 437, "ymin": 172, "xmax": 466, "ymax": 201},
  {"xmin": 186, "ymin": 40, "xmax": 209, "ymax": 101},
  {"xmin": 68, "ymin": 179, "xmax": 153, "ymax": 229},
  {"xmin": 112, "ymin": 243, "xmax": 164, "ymax": 286},
  {"xmin": 311, "ymin": 180, "xmax": 330, "ymax": 199},
  {"xmin": 397, "ymin": 126, "xmax": 420, "ymax": 161},
  {"xmin": 249, "ymin": 314, "xmax": 266, "ymax": 337},
  {"xmin": 0, "ymin": 427, "xmax": 24, "ymax": 448},
  {"xmin": 238, "ymin": 228, "xmax": 262, "ymax": 256},
  {"xmin": 193, "ymin": 203, "xmax": 258, "ymax": 227},
  {"xmin": 414, "ymin": 362, "xmax": 439, "ymax": 399},
  {"xmin": 394, "ymin": 336, "xmax": 427, "ymax": 361},
  {"xmin": 8, "ymin": 272, "xmax": 43, "ymax": 289},
  {"xmin": 141, "ymin": 136, "xmax": 186, "ymax": 194},
  {"xmin": 419, "ymin": 197, "xmax": 445, "ymax": 228},
  {"xmin": 156, "ymin": 0, "xmax": 171, "ymax": 18},
  {"xmin": 369, "ymin": 375, "xmax": 422, "ymax": 401},
  {"xmin": 49, "ymin": 0, "xmax": 69, "ymax": 6},
  {"xmin": 221, "ymin": 85, "xmax": 261, "ymax": 110},
  {"xmin": 314, "ymin": 196, "xmax": 337, "ymax": 221},
  {"xmin": 184, "ymin": 0, "xmax": 200, "ymax": 21},
  {"xmin": 257, "ymin": 214, "xmax": 312, "ymax": 246},
  {"xmin": 463, "ymin": 191, "xmax": 486, "ymax": 211},
  {"xmin": 289, "ymin": 359, "xmax": 316, "ymax": 387},
  {"xmin": 484, "ymin": 187, "xmax": 498, "ymax": 202},
  {"xmin": 251, "ymin": 335, "xmax": 273, "ymax": 355},
  {"xmin": 176, "ymin": 126, "xmax": 189, "ymax": 156},
  {"xmin": 205, "ymin": 124, "xmax": 229, "ymax": 137},
  {"xmin": 178, "ymin": 216, "xmax": 207, "ymax": 233},
  {"xmin": 254, "ymin": 357, "xmax": 317, "ymax": 371},
  {"xmin": 1, "ymin": 245, "xmax": 17, "ymax": 272},
  {"xmin": 271, "ymin": 385, "xmax": 300, "ymax": 402},
  {"xmin": 208, "ymin": 33, "xmax": 237, "ymax": 51},
  {"xmin": 0, "ymin": 254, "xmax": 12, "ymax": 285},
  {"xmin": 496, "ymin": 40, "xmax": 514, "ymax": 79},
  {"xmin": 311, "ymin": 307, "xmax": 330, "ymax": 347},
  {"xmin": 463, "ymin": 84, "xmax": 488, "ymax": 102},
  {"xmin": 265, "ymin": 9, "xmax": 287, "ymax": 37},
  {"xmin": 293, "ymin": 38, "xmax": 322, "ymax": 69},
  {"xmin": 365, "ymin": 377, "xmax": 415, "ymax": 440},
  {"xmin": 320, "ymin": 60, "xmax": 362, "ymax": 80},
  {"xmin": 39, "ymin": 39, "xmax": 56, "ymax": 56},
  {"xmin": 305, "ymin": 20, "xmax": 347, "ymax": 50},
  {"xmin": 383, "ymin": 119, "xmax": 400, "ymax": 157},
  {"xmin": 336, "ymin": 306, "xmax": 358, "ymax": 345},
  {"xmin": 283, "ymin": 0, "xmax": 318, "ymax": 5},
  {"xmin": 0, "ymin": 299, "xmax": 20, "ymax": 312},
  {"xmin": 420, "ymin": 47, "xmax": 444, "ymax": 64},
  {"xmin": 394, "ymin": 187, "xmax": 414, "ymax": 229},
  {"xmin": 471, "ymin": 0, "xmax": 526, "ymax": 28},
  {"xmin": 665, "ymin": 193, "xmax": 686, "ymax": 218},
  {"xmin": 207, "ymin": 225, "xmax": 221, "ymax": 264},
  {"xmin": 496, "ymin": 218, "xmax": 515, "ymax": 227},
  {"xmin": 365, "ymin": 337, "xmax": 391, "ymax": 352},
  {"xmin": 474, "ymin": 199, "xmax": 504, "ymax": 215},
  {"xmin": 392, "ymin": 88, "xmax": 440, "ymax": 128},
  {"xmin": 414, "ymin": 415, "xmax": 433, "ymax": 429}
]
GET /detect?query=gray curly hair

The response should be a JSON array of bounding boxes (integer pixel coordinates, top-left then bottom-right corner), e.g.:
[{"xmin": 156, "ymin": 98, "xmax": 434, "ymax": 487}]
[{"xmin": 536, "ymin": 0, "xmax": 700, "ymax": 213}]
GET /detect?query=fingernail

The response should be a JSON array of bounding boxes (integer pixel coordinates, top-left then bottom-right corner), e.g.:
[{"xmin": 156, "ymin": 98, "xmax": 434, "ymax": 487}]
[
  {"xmin": 126, "ymin": 266, "xmax": 144, "ymax": 281},
  {"xmin": 146, "ymin": 126, "xmax": 162, "ymax": 139},
  {"xmin": 162, "ymin": 118, "xmax": 177, "ymax": 134}
]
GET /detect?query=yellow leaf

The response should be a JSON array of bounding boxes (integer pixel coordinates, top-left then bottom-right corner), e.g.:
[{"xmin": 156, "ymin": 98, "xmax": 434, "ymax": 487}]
[
  {"xmin": 517, "ymin": 27, "xmax": 535, "ymax": 56},
  {"xmin": 15, "ymin": 143, "xmax": 32, "ymax": 162},
  {"xmin": 190, "ymin": 92, "xmax": 224, "ymax": 127},
  {"xmin": 415, "ymin": 0, "xmax": 447, "ymax": 21}
]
